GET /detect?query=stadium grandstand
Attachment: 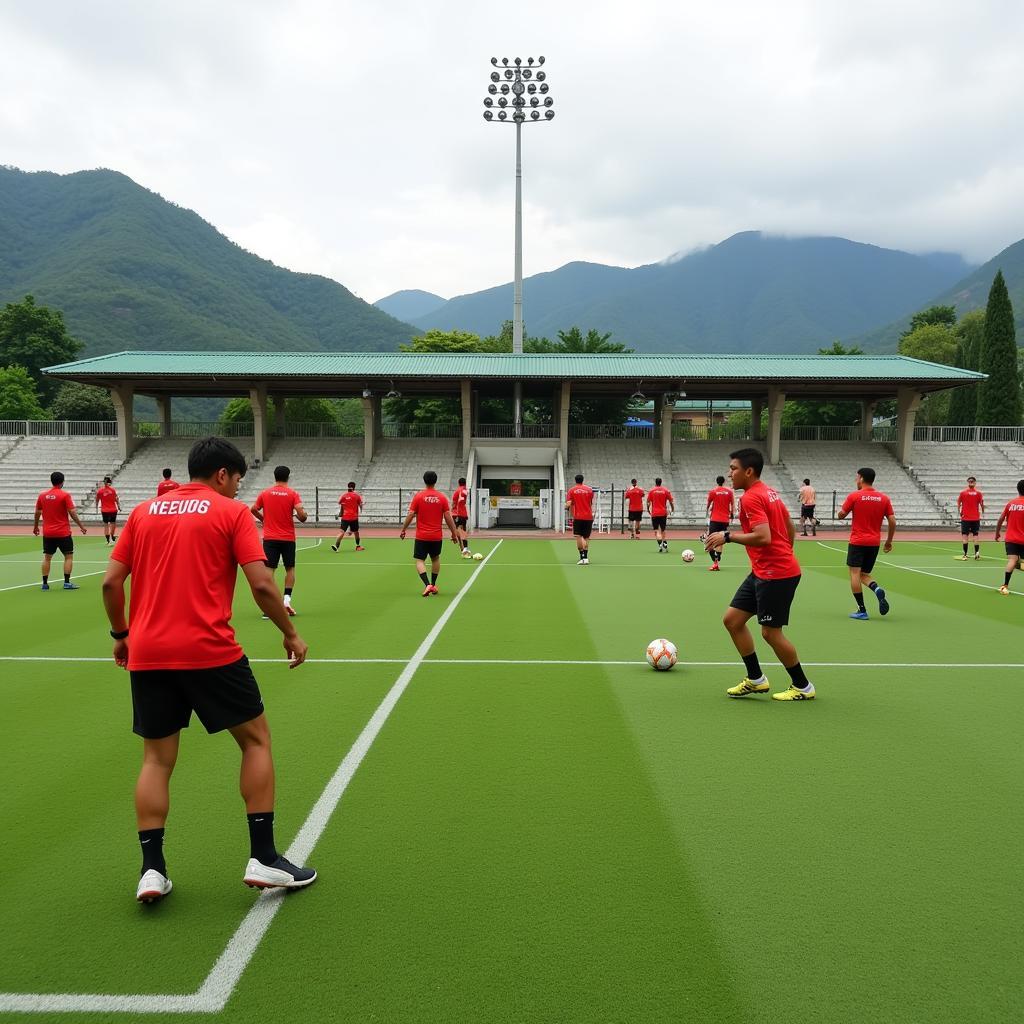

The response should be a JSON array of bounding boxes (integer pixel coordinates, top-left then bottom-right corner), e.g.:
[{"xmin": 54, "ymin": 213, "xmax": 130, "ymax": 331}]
[{"xmin": 0, "ymin": 349, "xmax": 1020, "ymax": 530}]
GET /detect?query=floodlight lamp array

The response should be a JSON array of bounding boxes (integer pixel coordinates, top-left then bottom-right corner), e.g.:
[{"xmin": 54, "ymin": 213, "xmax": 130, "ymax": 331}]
[{"xmin": 483, "ymin": 57, "xmax": 553, "ymax": 122}]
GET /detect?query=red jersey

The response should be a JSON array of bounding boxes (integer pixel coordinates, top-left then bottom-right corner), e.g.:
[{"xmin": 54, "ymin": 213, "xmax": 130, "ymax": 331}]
[
  {"xmin": 1001, "ymin": 499, "xmax": 1024, "ymax": 543},
  {"xmin": 707, "ymin": 487, "xmax": 734, "ymax": 523},
  {"xmin": 624, "ymin": 486, "xmax": 645, "ymax": 512},
  {"xmin": 647, "ymin": 486, "xmax": 674, "ymax": 516},
  {"xmin": 111, "ymin": 483, "xmax": 267, "ymax": 671},
  {"xmin": 958, "ymin": 489, "xmax": 984, "ymax": 521},
  {"xmin": 254, "ymin": 485, "xmax": 302, "ymax": 541},
  {"xmin": 339, "ymin": 490, "xmax": 363, "ymax": 521},
  {"xmin": 452, "ymin": 486, "xmax": 469, "ymax": 518},
  {"xmin": 566, "ymin": 484, "xmax": 595, "ymax": 521},
  {"xmin": 738, "ymin": 481, "xmax": 800, "ymax": 580},
  {"xmin": 96, "ymin": 486, "xmax": 119, "ymax": 513},
  {"xmin": 841, "ymin": 488, "xmax": 894, "ymax": 546},
  {"xmin": 157, "ymin": 479, "xmax": 180, "ymax": 495},
  {"xmin": 408, "ymin": 488, "xmax": 450, "ymax": 540},
  {"xmin": 36, "ymin": 487, "xmax": 75, "ymax": 537}
]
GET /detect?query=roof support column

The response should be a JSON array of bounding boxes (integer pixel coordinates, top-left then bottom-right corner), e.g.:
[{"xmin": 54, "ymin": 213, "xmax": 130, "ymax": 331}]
[
  {"xmin": 461, "ymin": 378, "xmax": 472, "ymax": 456},
  {"xmin": 766, "ymin": 387, "xmax": 786, "ymax": 464},
  {"xmin": 896, "ymin": 387, "xmax": 922, "ymax": 466},
  {"xmin": 362, "ymin": 394, "xmax": 381, "ymax": 461},
  {"xmin": 155, "ymin": 396, "xmax": 172, "ymax": 439},
  {"xmin": 660, "ymin": 394, "xmax": 674, "ymax": 464},
  {"xmin": 513, "ymin": 381, "xmax": 523, "ymax": 439},
  {"xmin": 249, "ymin": 385, "xmax": 268, "ymax": 464},
  {"xmin": 109, "ymin": 383, "xmax": 138, "ymax": 463},
  {"xmin": 273, "ymin": 396, "xmax": 286, "ymax": 438},
  {"xmin": 558, "ymin": 380, "xmax": 571, "ymax": 461},
  {"xmin": 750, "ymin": 397, "xmax": 763, "ymax": 442},
  {"xmin": 860, "ymin": 399, "xmax": 878, "ymax": 443}
]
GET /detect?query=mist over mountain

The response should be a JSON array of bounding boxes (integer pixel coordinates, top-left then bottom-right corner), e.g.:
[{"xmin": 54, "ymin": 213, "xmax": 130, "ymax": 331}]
[{"xmin": 375, "ymin": 289, "xmax": 447, "ymax": 322}]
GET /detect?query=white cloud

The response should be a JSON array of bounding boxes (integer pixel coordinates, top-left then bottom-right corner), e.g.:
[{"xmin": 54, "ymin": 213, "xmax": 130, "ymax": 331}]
[{"xmin": 2, "ymin": 0, "xmax": 1024, "ymax": 299}]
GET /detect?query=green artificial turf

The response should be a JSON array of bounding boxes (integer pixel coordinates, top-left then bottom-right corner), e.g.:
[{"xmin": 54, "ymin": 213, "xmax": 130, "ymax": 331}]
[{"xmin": 0, "ymin": 535, "xmax": 1021, "ymax": 1023}]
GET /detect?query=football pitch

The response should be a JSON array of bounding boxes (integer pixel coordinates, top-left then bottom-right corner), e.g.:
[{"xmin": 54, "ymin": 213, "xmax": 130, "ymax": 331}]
[{"xmin": 0, "ymin": 533, "xmax": 1021, "ymax": 1023}]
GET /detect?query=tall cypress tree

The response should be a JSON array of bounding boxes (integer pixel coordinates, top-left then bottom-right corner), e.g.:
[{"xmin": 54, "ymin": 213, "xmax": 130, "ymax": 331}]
[
  {"xmin": 977, "ymin": 271, "xmax": 1022, "ymax": 425},
  {"xmin": 947, "ymin": 338, "xmax": 973, "ymax": 426}
]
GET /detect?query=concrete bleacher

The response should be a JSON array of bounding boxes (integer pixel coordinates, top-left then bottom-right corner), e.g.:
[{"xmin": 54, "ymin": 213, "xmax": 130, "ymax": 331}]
[{"xmin": 105, "ymin": 439, "xmax": 204, "ymax": 513}]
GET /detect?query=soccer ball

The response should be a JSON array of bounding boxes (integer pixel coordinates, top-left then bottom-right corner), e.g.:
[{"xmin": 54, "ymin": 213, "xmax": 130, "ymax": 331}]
[
  {"xmin": 645, "ymin": 638, "xmax": 678, "ymax": 670},
  {"xmin": 681, "ymin": 549, "xmax": 695, "ymax": 562},
  {"xmin": 472, "ymin": 552, "xmax": 484, "ymax": 561}
]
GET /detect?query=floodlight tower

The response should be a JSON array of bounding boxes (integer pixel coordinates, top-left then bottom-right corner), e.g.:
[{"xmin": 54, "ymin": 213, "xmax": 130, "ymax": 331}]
[{"xmin": 483, "ymin": 56, "xmax": 555, "ymax": 356}]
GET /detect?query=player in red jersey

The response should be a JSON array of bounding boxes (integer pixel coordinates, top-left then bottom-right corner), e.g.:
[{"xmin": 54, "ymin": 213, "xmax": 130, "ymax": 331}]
[
  {"xmin": 95, "ymin": 475, "xmax": 122, "ymax": 545},
  {"xmin": 646, "ymin": 478, "xmax": 675, "ymax": 553},
  {"xmin": 451, "ymin": 476, "xmax": 472, "ymax": 557},
  {"xmin": 157, "ymin": 468, "xmax": 180, "ymax": 495},
  {"xmin": 102, "ymin": 437, "xmax": 314, "ymax": 902},
  {"xmin": 623, "ymin": 478, "xmax": 645, "ymax": 539},
  {"xmin": 838, "ymin": 467, "xmax": 896, "ymax": 620},
  {"xmin": 704, "ymin": 448, "xmax": 815, "ymax": 701},
  {"xmin": 400, "ymin": 470, "xmax": 459, "ymax": 596},
  {"xmin": 332, "ymin": 482, "xmax": 365, "ymax": 552},
  {"xmin": 565, "ymin": 473, "xmax": 595, "ymax": 564},
  {"xmin": 705, "ymin": 475, "xmax": 735, "ymax": 570},
  {"xmin": 994, "ymin": 479, "xmax": 1024, "ymax": 595},
  {"xmin": 957, "ymin": 476, "xmax": 985, "ymax": 560},
  {"xmin": 33, "ymin": 470, "xmax": 88, "ymax": 590},
  {"xmin": 251, "ymin": 466, "xmax": 307, "ymax": 616}
]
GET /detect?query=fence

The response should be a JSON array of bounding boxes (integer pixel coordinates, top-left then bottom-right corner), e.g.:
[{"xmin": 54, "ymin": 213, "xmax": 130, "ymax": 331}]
[{"xmin": 0, "ymin": 419, "xmax": 118, "ymax": 437}]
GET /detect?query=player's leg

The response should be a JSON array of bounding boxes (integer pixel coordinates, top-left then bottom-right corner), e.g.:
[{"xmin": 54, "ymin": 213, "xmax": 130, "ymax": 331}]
[
  {"xmin": 134, "ymin": 732, "xmax": 179, "ymax": 901},
  {"xmin": 761, "ymin": 626, "xmax": 815, "ymax": 699},
  {"xmin": 415, "ymin": 556, "xmax": 431, "ymax": 593},
  {"xmin": 1000, "ymin": 552, "xmax": 1018, "ymax": 593},
  {"xmin": 860, "ymin": 547, "xmax": 888, "ymax": 615},
  {"xmin": 40, "ymin": 550, "xmax": 52, "ymax": 589},
  {"xmin": 848, "ymin": 564, "xmax": 867, "ymax": 616},
  {"xmin": 62, "ymin": 542, "xmax": 76, "ymax": 588},
  {"xmin": 753, "ymin": 576, "xmax": 814, "ymax": 699},
  {"xmin": 960, "ymin": 526, "xmax": 969, "ymax": 558},
  {"xmin": 971, "ymin": 522, "xmax": 981, "ymax": 559},
  {"xmin": 430, "ymin": 553, "xmax": 441, "ymax": 592},
  {"xmin": 354, "ymin": 523, "xmax": 364, "ymax": 550},
  {"xmin": 331, "ymin": 525, "xmax": 344, "ymax": 552},
  {"xmin": 283, "ymin": 565, "xmax": 296, "ymax": 614},
  {"xmin": 722, "ymin": 605, "xmax": 770, "ymax": 696}
]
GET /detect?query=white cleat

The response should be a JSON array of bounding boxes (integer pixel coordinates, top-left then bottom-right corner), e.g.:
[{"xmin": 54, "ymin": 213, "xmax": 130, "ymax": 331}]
[
  {"xmin": 136, "ymin": 869, "xmax": 173, "ymax": 903},
  {"xmin": 243, "ymin": 856, "xmax": 317, "ymax": 890}
]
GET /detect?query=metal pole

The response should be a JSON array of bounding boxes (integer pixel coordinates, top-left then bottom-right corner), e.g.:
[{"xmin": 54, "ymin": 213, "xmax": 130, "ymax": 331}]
[{"xmin": 513, "ymin": 118, "xmax": 523, "ymax": 355}]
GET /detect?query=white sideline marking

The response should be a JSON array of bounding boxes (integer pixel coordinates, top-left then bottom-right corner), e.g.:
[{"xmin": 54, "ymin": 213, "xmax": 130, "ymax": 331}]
[
  {"xmin": 0, "ymin": 569, "xmax": 107, "ymax": 593},
  {"xmin": 815, "ymin": 541, "xmax": 1020, "ymax": 595},
  {"xmin": 0, "ymin": 539, "xmax": 503, "ymax": 1015}
]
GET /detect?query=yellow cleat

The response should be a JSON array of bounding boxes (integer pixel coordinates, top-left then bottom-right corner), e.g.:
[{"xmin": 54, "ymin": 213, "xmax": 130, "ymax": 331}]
[
  {"xmin": 772, "ymin": 684, "xmax": 816, "ymax": 701},
  {"xmin": 726, "ymin": 677, "xmax": 771, "ymax": 698}
]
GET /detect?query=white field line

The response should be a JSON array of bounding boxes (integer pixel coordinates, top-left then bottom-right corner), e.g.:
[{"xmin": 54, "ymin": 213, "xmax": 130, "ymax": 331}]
[
  {"xmin": 815, "ymin": 541, "xmax": 1020, "ymax": 595},
  {"xmin": 0, "ymin": 539, "xmax": 503, "ymax": 1016},
  {"xmin": 0, "ymin": 569, "xmax": 107, "ymax": 593},
  {"xmin": 912, "ymin": 540, "xmax": 1003, "ymax": 561}
]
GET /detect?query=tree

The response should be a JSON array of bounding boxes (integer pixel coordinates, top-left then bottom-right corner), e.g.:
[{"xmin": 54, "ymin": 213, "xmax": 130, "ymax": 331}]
[
  {"xmin": 0, "ymin": 296, "xmax": 83, "ymax": 404},
  {"xmin": 400, "ymin": 329, "xmax": 483, "ymax": 353},
  {"xmin": 900, "ymin": 304, "xmax": 957, "ymax": 344},
  {"xmin": 49, "ymin": 381, "xmax": 116, "ymax": 421},
  {"xmin": 897, "ymin": 323, "xmax": 958, "ymax": 366},
  {"xmin": 0, "ymin": 364, "xmax": 46, "ymax": 419},
  {"xmin": 553, "ymin": 326, "xmax": 629, "ymax": 354},
  {"xmin": 977, "ymin": 271, "xmax": 1022, "ymax": 425},
  {"xmin": 218, "ymin": 396, "xmax": 339, "ymax": 430}
]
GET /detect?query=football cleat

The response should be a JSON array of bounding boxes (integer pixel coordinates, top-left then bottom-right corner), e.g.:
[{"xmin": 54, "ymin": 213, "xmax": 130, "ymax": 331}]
[
  {"xmin": 772, "ymin": 684, "xmax": 816, "ymax": 701},
  {"xmin": 285, "ymin": 604, "xmax": 297, "ymax": 616},
  {"xmin": 998, "ymin": 585, "xmax": 1010, "ymax": 595},
  {"xmin": 355, "ymin": 545, "xmax": 365, "ymax": 551},
  {"xmin": 422, "ymin": 585, "xmax": 432, "ymax": 597},
  {"xmin": 40, "ymin": 582, "xmax": 49, "ymax": 591},
  {"xmin": 974, "ymin": 553, "xmax": 981, "ymax": 560},
  {"xmin": 243, "ymin": 856, "xmax": 317, "ymax": 890},
  {"xmin": 429, "ymin": 584, "xmax": 439, "ymax": 595},
  {"xmin": 708, "ymin": 563, "xmax": 720, "ymax": 571},
  {"xmin": 874, "ymin": 587, "xmax": 889, "ymax": 616},
  {"xmin": 849, "ymin": 610, "xmax": 869, "ymax": 620},
  {"xmin": 726, "ymin": 677, "xmax": 770, "ymax": 698},
  {"xmin": 136, "ymin": 869, "xmax": 173, "ymax": 903},
  {"xmin": 63, "ymin": 581, "xmax": 79, "ymax": 590},
  {"xmin": 330, "ymin": 544, "xmax": 339, "ymax": 552}
]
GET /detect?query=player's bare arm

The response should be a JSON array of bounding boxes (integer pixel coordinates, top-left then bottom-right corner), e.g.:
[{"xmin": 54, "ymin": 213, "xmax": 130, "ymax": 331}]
[
  {"xmin": 102, "ymin": 557, "xmax": 131, "ymax": 668},
  {"xmin": 70, "ymin": 508, "xmax": 87, "ymax": 534},
  {"xmin": 294, "ymin": 503, "xmax": 308, "ymax": 523},
  {"xmin": 994, "ymin": 510, "xmax": 1006, "ymax": 541},
  {"xmin": 884, "ymin": 513, "xmax": 896, "ymax": 553},
  {"xmin": 241, "ymin": 561, "xmax": 307, "ymax": 667},
  {"xmin": 399, "ymin": 508, "xmax": 416, "ymax": 539},
  {"xmin": 443, "ymin": 509, "xmax": 459, "ymax": 543},
  {"xmin": 32, "ymin": 509, "xmax": 41, "ymax": 535},
  {"xmin": 785, "ymin": 515, "xmax": 796, "ymax": 546},
  {"xmin": 250, "ymin": 502, "xmax": 264, "ymax": 523},
  {"xmin": 704, "ymin": 522, "xmax": 771, "ymax": 551}
]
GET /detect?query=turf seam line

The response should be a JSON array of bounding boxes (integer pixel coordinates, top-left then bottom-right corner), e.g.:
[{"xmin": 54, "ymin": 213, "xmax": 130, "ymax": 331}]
[{"xmin": 0, "ymin": 541, "xmax": 503, "ymax": 1015}]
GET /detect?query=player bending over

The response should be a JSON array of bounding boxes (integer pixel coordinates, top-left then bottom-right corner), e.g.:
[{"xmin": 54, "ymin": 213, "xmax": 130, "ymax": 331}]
[
  {"xmin": 332, "ymin": 482, "xmax": 365, "ymax": 552},
  {"xmin": 957, "ymin": 477, "xmax": 984, "ymax": 560},
  {"xmin": 452, "ymin": 477, "xmax": 472, "ymax": 557},
  {"xmin": 994, "ymin": 478, "xmax": 1024, "ymax": 595},
  {"xmin": 647, "ymin": 477, "xmax": 674, "ymax": 552},
  {"xmin": 96, "ymin": 476, "xmax": 122, "ymax": 545},
  {"xmin": 251, "ymin": 465, "xmax": 307, "ymax": 616},
  {"xmin": 34, "ymin": 470, "xmax": 87, "ymax": 590},
  {"xmin": 566, "ymin": 474, "xmax": 595, "ymax": 564},
  {"xmin": 400, "ymin": 470, "xmax": 459, "ymax": 596},
  {"xmin": 102, "ymin": 437, "xmax": 315, "ymax": 903},
  {"xmin": 703, "ymin": 448, "xmax": 816, "ymax": 701},
  {"xmin": 838, "ymin": 467, "xmax": 896, "ymax": 620},
  {"xmin": 624, "ymin": 478, "xmax": 645, "ymax": 539},
  {"xmin": 705, "ymin": 475, "xmax": 734, "ymax": 570}
]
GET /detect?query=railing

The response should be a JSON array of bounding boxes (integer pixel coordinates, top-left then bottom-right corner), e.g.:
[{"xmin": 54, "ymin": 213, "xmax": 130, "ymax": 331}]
[
  {"xmin": 274, "ymin": 421, "xmax": 363, "ymax": 439},
  {"xmin": 475, "ymin": 423, "xmax": 556, "ymax": 439},
  {"xmin": 909, "ymin": 425, "xmax": 1024, "ymax": 443},
  {"xmin": 381, "ymin": 422, "xmax": 461, "ymax": 439},
  {"xmin": 572, "ymin": 423, "xmax": 656, "ymax": 440},
  {"xmin": 0, "ymin": 419, "xmax": 118, "ymax": 437}
]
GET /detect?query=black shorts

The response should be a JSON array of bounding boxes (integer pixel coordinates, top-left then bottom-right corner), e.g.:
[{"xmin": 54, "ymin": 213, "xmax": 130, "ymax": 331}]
[
  {"xmin": 101, "ymin": 511, "xmax": 118, "ymax": 524},
  {"xmin": 130, "ymin": 655, "xmax": 264, "ymax": 739},
  {"xmin": 1005, "ymin": 542, "xmax": 1024, "ymax": 558},
  {"xmin": 846, "ymin": 544, "xmax": 880, "ymax": 573},
  {"xmin": 961, "ymin": 520, "xmax": 980, "ymax": 536},
  {"xmin": 627, "ymin": 510, "xmax": 643, "ymax": 522},
  {"xmin": 651, "ymin": 515, "xmax": 668, "ymax": 530},
  {"xmin": 572, "ymin": 519, "xmax": 593, "ymax": 538},
  {"xmin": 708, "ymin": 520, "xmax": 729, "ymax": 534},
  {"xmin": 454, "ymin": 516, "xmax": 468, "ymax": 528},
  {"xmin": 730, "ymin": 573, "xmax": 801, "ymax": 627},
  {"xmin": 340, "ymin": 519, "xmax": 360, "ymax": 533},
  {"xmin": 263, "ymin": 539, "xmax": 296, "ymax": 569},
  {"xmin": 414, "ymin": 538, "xmax": 444, "ymax": 560},
  {"xmin": 801, "ymin": 505, "xmax": 816, "ymax": 518},
  {"xmin": 42, "ymin": 535, "xmax": 74, "ymax": 556}
]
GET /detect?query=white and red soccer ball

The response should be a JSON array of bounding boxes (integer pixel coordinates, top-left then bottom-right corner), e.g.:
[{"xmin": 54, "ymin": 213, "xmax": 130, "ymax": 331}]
[
  {"xmin": 645, "ymin": 638, "xmax": 678, "ymax": 671},
  {"xmin": 681, "ymin": 549, "xmax": 696, "ymax": 562}
]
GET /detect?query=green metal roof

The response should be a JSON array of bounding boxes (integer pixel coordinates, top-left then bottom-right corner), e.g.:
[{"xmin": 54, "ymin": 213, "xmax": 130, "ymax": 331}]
[{"xmin": 45, "ymin": 350, "xmax": 985, "ymax": 383}]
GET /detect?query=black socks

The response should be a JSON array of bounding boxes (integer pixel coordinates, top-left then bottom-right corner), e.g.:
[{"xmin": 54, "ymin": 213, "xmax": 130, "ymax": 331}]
[
  {"xmin": 247, "ymin": 811, "xmax": 278, "ymax": 865},
  {"xmin": 64, "ymin": 573, "xmax": 70, "ymax": 584},
  {"xmin": 785, "ymin": 662, "xmax": 811, "ymax": 689},
  {"xmin": 742, "ymin": 652, "xmax": 763, "ymax": 680},
  {"xmin": 139, "ymin": 827, "xmax": 166, "ymax": 875},
  {"xmin": 867, "ymin": 581, "xmax": 879, "ymax": 593},
  {"xmin": 854, "ymin": 592, "xmax": 866, "ymax": 611},
  {"xmin": 431, "ymin": 572, "xmax": 438, "ymax": 584},
  {"xmin": 284, "ymin": 587, "xmax": 293, "ymax": 597},
  {"xmin": 419, "ymin": 571, "xmax": 429, "ymax": 586}
]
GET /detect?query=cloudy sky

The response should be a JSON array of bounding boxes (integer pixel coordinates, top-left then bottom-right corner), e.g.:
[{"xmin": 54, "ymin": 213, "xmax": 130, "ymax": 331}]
[{"xmin": 3, "ymin": 0, "xmax": 1024, "ymax": 303}]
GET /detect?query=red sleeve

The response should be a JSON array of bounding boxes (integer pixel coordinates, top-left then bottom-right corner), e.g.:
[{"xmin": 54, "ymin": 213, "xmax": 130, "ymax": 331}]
[
  {"xmin": 293, "ymin": 491, "xmax": 302, "ymax": 507},
  {"xmin": 233, "ymin": 505, "xmax": 268, "ymax": 565},
  {"xmin": 35, "ymin": 495, "xmax": 43, "ymax": 512},
  {"xmin": 254, "ymin": 492, "xmax": 264, "ymax": 511},
  {"xmin": 65, "ymin": 493, "xmax": 76, "ymax": 511},
  {"xmin": 408, "ymin": 493, "xmax": 419, "ymax": 514},
  {"xmin": 884, "ymin": 497, "xmax": 894, "ymax": 517},
  {"xmin": 707, "ymin": 490, "xmax": 714, "ymax": 504},
  {"xmin": 840, "ymin": 493, "xmax": 854, "ymax": 516},
  {"xmin": 110, "ymin": 512, "xmax": 135, "ymax": 567},
  {"xmin": 744, "ymin": 491, "xmax": 769, "ymax": 528},
  {"xmin": 440, "ymin": 493, "xmax": 450, "ymax": 512}
]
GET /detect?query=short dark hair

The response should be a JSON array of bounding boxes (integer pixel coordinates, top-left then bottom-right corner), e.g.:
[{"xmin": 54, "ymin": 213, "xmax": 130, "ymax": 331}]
[
  {"xmin": 1017, "ymin": 479, "xmax": 1024, "ymax": 496},
  {"xmin": 347, "ymin": 481, "xmax": 356, "ymax": 490},
  {"xmin": 575, "ymin": 474, "xmax": 584, "ymax": 484},
  {"xmin": 50, "ymin": 471, "xmax": 64, "ymax": 487},
  {"xmin": 631, "ymin": 478, "xmax": 637, "ymax": 485},
  {"xmin": 273, "ymin": 465, "xmax": 290, "ymax": 482},
  {"xmin": 188, "ymin": 437, "xmax": 247, "ymax": 480},
  {"xmin": 162, "ymin": 468, "xmax": 172, "ymax": 479},
  {"xmin": 103, "ymin": 476, "xmax": 112, "ymax": 484},
  {"xmin": 716, "ymin": 475, "xmax": 725, "ymax": 486},
  {"xmin": 858, "ymin": 467, "xmax": 876, "ymax": 485},
  {"xmin": 423, "ymin": 470, "xmax": 438, "ymax": 487},
  {"xmin": 803, "ymin": 478, "xmax": 810, "ymax": 485},
  {"xmin": 967, "ymin": 476, "xmax": 976, "ymax": 483},
  {"xmin": 655, "ymin": 477, "xmax": 662, "ymax": 486},
  {"xmin": 729, "ymin": 447, "xmax": 764, "ymax": 477},
  {"xmin": 458, "ymin": 477, "xmax": 466, "ymax": 486}
]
